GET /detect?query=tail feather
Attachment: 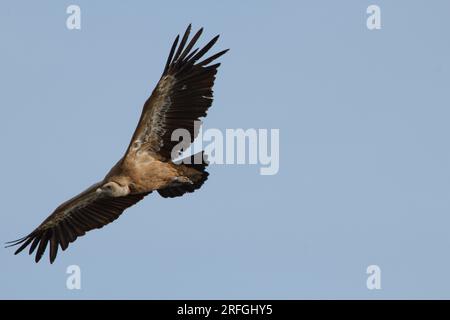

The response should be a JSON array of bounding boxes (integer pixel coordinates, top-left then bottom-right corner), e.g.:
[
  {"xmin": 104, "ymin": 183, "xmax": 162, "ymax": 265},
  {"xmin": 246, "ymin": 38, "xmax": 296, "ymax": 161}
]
[{"xmin": 158, "ymin": 151, "xmax": 209, "ymax": 198}]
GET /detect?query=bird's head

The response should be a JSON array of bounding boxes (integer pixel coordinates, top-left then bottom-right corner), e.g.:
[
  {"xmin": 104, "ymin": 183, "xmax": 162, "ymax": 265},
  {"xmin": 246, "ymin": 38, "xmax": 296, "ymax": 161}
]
[{"xmin": 96, "ymin": 182, "xmax": 129, "ymax": 197}]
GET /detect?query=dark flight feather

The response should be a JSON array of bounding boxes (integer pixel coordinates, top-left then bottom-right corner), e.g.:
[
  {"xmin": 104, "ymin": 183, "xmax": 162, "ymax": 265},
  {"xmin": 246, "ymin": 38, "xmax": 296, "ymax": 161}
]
[
  {"xmin": 128, "ymin": 26, "xmax": 229, "ymax": 159},
  {"xmin": 9, "ymin": 186, "xmax": 150, "ymax": 263}
]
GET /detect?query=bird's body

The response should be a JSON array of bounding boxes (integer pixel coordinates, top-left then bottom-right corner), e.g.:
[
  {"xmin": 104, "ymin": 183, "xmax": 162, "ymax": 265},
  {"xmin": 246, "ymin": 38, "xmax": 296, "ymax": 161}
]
[
  {"xmin": 7, "ymin": 25, "xmax": 228, "ymax": 263},
  {"xmin": 105, "ymin": 151, "xmax": 204, "ymax": 193}
]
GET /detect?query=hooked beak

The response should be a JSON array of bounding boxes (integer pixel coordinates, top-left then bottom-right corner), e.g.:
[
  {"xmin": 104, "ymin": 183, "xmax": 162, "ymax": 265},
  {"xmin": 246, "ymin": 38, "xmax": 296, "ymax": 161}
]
[{"xmin": 96, "ymin": 188, "xmax": 103, "ymax": 194}]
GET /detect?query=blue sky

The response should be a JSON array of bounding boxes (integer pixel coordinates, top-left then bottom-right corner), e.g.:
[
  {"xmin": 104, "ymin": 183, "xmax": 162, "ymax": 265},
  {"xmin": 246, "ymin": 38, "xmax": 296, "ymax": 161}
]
[{"xmin": 1, "ymin": 0, "xmax": 450, "ymax": 299}]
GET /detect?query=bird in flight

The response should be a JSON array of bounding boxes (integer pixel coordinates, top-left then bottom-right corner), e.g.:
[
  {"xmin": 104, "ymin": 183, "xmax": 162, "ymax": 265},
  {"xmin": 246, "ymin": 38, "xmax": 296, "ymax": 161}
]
[{"xmin": 6, "ymin": 25, "xmax": 228, "ymax": 263}]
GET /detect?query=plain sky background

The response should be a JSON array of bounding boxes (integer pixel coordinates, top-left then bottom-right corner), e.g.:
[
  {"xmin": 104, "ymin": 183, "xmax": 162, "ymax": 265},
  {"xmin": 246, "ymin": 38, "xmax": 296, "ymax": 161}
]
[{"xmin": 1, "ymin": 0, "xmax": 450, "ymax": 299}]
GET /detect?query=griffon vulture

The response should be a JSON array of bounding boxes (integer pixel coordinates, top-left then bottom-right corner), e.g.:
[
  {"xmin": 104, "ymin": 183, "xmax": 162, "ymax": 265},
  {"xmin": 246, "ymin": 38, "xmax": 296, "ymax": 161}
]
[{"xmin": 6, "ymin": 25, "xmax": 228, "ymax": 263}]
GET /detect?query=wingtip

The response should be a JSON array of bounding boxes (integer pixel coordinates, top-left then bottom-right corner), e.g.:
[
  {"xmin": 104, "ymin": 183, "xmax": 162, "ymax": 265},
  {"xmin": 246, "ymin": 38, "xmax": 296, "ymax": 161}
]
[
  {"xmin": 5, "ymin": 236, "xmax": 26, "ymax": 245},
  {"xmin": 196, "ymin": 27, "xmax": 204, "ymax": 38},
  {"xmin": 5, "ymin": 235, "xmax": 29, "ymax": 248},
  {"xmin": 35, "ymin": 253, "xmax": 43, "ymax": 263},
  {"xmin": 5, "ymin": 243, "xmax": 19, "ymax": 249}
]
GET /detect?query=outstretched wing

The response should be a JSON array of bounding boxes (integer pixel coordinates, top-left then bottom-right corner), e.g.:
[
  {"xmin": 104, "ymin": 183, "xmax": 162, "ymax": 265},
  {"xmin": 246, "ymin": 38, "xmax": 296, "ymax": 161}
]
[
  {"xmin": 6, "ymin": 183, "xmax": 150, "ymax": 263},
  {"xmin": 126, "ymin": 24, "xmax": 228, "ymax": 160}
]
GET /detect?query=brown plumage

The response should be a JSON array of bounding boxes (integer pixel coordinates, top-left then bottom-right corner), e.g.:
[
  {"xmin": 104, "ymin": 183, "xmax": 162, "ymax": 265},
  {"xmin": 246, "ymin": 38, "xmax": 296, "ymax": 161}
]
[{"xmin": 6, "ymin": 25, "xmax": 228, "ymax": 263}]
